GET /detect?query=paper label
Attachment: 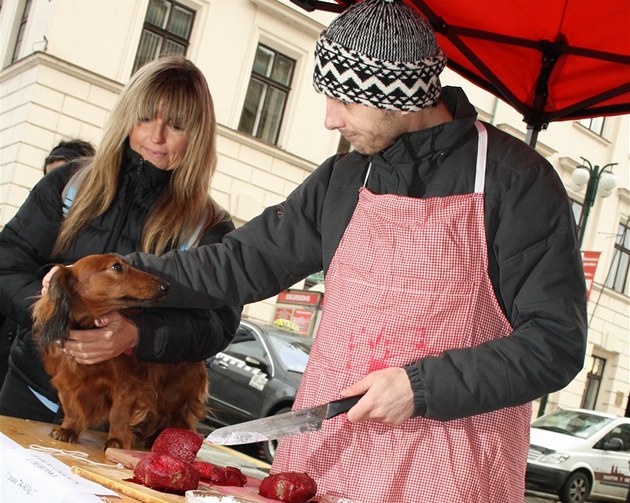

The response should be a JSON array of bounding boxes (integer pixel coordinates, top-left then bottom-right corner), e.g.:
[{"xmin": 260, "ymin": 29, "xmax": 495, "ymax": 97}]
[{"xmin": 0, "ymin": 433, "xmax": 120, "ymax": 503}]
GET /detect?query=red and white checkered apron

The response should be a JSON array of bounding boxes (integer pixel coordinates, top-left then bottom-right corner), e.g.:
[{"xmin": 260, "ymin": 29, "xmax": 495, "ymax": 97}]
[{"xmin": 273, "ymin": 122, "xmax": 531, "ymax": 502}]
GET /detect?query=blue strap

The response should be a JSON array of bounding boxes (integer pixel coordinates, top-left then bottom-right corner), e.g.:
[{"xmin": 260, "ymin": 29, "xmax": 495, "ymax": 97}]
[
  {"xmin": 28, "ymin": 386, "xmax": 60, "ymax": 413},
  {"xmin": 62, "ymin": 185, "xmax": 77, "ymax": 217}
]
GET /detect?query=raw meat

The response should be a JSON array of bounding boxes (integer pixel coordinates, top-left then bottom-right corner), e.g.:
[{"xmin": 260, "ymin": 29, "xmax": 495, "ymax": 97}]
[
  {"xmin": 192, "ymin": 461, "xmax": 247, "ymax": 486},
  {"xmin": 133, "ymin": 452, "xmax": 200, "ymax": 493},
  {"xmin": 151, "ymin": 427, "xmax": 203, "ymax": 463},
  {"xmin": 258, "ymin": 472, "xmax": 317, "ymax": 503}
]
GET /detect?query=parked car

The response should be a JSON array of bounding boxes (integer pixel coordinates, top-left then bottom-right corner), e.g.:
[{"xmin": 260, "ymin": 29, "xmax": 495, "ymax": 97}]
[
  {"xmin": 201, "ymin": 318, "xmax": 313, "ymax": 463},
  {"xmin": 526, "ymin": 408, "xmax": 630, "ymax": 503}
]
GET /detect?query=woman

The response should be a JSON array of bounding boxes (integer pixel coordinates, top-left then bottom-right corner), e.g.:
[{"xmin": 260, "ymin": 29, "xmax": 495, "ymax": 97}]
[{"xmin": 0, "ymin": 55, "xmax": 241, "ymax": 422}]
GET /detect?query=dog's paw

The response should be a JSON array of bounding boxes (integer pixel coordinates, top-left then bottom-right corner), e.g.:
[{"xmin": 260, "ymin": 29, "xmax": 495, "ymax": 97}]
[
  {"xmin": 104, "ymin": 437, "xmax": 124, "ymax": 450},
  {"xmin": 50, "ymin": 427, "xmax": 78, "ymax": 443}
]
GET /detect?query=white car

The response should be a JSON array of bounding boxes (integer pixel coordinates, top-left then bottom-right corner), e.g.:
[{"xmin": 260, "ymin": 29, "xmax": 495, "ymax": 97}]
[{"xmin": 526, "ymin": 408, "xmax": 630, "ymax": 503}]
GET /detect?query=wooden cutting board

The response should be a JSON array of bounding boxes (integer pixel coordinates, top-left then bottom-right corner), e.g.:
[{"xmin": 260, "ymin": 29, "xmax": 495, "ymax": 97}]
[
  {"xmin": 105, "ymin": 445, "xmax": 270, "ymax": 480},
  {"xmin": 72, "ymin": 465, "xmax": 186, "ymax": 503},
  {"xmin": 105, "ymin": 447, "xmax": 147, "ymax": 468},
  {"xmin": 73, "ymin": 464, "xmax": 273, "ymax": 503}
]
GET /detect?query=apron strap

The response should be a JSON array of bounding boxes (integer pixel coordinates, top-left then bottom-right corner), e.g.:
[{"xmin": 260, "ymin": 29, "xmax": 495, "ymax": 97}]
[
  {"xmin": 474, "ymin": 121, "xmax": 488, "ymax": 193},
  {"xmin": 363, "ymin": 121, "xmax": 489, "ymax": 193},
  {"xmin": 363, "ymin": 162, "xmax": 372, "ymax": 188}
]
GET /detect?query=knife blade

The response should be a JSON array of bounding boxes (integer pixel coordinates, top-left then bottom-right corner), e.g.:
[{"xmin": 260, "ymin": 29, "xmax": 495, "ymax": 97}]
[{"xmin": 205, "ymin": 394, "xmax": 363, "ymax": 446}]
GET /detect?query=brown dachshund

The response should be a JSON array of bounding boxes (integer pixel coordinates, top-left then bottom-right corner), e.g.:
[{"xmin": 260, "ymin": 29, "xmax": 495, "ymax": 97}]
[{"xmin": 32, "ymin": 253, "xmax": 207, "ymax": 449}]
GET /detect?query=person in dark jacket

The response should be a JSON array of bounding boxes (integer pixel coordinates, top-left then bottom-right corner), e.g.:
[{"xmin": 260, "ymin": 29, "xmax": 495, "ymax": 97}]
[
  {"xmin": 0, "ymin": 55, "xmax": 241, "ymax": 423},
  {"xmin": 53, "ymin": 2, "xmax": 586, "ymax": 502},
  {"xmin": 0, "ymin": 138, "xmax": 95, "ymax": 389},
  {"xmin": 43, "ymin": 138, "xmax": 96, "ymax": 174}
]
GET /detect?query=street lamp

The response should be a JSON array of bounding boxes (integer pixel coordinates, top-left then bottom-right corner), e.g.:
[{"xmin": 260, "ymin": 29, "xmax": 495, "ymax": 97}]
[
  {"xmin": 536, "ymin": 158, "xmax": 617, "ymax": 418},
  {"xmin": 571, "ymin": 158, "xmax": 618, "ymax": 247}
]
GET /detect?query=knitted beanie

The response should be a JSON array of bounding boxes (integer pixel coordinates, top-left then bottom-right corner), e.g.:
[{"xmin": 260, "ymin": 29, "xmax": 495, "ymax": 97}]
[{"xmin": 313, "ymin": 0, "xmax": 446, "ymax": 111}]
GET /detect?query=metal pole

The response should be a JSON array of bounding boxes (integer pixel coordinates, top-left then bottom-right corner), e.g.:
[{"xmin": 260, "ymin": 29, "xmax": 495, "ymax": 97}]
[
  {"xmin": 577, "ymin": 160, "xmax": 598, "ymax": 247},
  {"xmin": 576, "ymin": 160, "xmax": 618, "ymax": 247}
]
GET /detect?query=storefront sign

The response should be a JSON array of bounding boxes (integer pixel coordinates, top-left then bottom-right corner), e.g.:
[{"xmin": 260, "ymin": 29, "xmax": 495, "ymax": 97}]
[
  {"xmin": 277, "ymin": 291, "xmax": 322, "ymax": 307},
  {"xmin": 274, "ymin": 290, "xmax": 323, "ymax": 337},
  {"xmin": 582, "ymin": 251, "xmax": 601, "ymax": 301}
]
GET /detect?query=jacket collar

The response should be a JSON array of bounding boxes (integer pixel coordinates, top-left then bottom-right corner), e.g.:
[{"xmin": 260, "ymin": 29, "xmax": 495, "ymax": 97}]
[
  {"xmin": 376, "ymin": 86, "xmax": 479, "ymax": 171},
  {"xmin": 122, "ymin": 140, "xmax": 172, "ymax": 190}
]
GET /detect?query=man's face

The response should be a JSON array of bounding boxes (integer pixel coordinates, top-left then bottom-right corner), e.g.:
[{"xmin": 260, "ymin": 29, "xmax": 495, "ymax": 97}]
[{"xmin": 324, "ymin": 97, "xmax": 404, "ymax": 155}]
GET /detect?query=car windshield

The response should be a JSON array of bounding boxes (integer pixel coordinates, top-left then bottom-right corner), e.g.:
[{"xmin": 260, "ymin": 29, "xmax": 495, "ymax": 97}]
[
  {"xmin": 266, "ymin": 330, "xmax": 312, "ymax": 373},
  {"xmin": 531, "ymin": 410, "xmax": 615, "ymax": 439}
]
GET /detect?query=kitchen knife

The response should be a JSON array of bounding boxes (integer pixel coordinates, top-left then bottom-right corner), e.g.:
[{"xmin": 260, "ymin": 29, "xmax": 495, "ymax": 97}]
[{"xmin": 205, "ymin": 394, "xmax": 363, "ymax": 446}]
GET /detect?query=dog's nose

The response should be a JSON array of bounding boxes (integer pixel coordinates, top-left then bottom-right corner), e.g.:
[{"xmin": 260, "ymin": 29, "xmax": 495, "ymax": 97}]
[{"xmin": 159, "ymin": 281, "xmax": 170, "ymax": 294}]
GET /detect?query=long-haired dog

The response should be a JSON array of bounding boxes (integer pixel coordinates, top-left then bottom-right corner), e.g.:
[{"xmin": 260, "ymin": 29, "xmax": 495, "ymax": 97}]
[{"xmin": 32, "ymin": 253, "xmax": 208, "ymax": 449}]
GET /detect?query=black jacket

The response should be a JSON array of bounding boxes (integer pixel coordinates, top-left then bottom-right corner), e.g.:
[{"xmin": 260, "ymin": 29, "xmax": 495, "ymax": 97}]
[
  {"xmin": 127, "ymin": 87, "xmax": 587, "ymax": 421},
  {"xmin": 0, "ymin": 144, "xmax": 241, "ymax": 402}
]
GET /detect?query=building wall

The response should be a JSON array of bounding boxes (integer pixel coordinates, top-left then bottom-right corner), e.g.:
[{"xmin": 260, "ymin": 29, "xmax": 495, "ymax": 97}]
[{"xmin": 0, "ymin": 0, "xmax": 628, "ymax": 417}]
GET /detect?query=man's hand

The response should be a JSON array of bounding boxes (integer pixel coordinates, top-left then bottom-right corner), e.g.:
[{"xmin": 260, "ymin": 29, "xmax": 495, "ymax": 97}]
[
  {"xmin": 61, "ymin": 311, "xmax": 138, "ymax": 365},
  {"xmin": 341, "ymin": 367, "xmax": 414, "ymax": 425}
]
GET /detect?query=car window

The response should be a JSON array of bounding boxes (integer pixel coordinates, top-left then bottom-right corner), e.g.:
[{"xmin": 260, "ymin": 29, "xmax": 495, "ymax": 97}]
[
  {"xmin": 531, "ymin": 410, "xmax": 615, "ymax": 438},
  {"xmin": 225, "ymin": 329, "xmax": 267, "ymax": 362},
  {"xmin": 267, "ymin": 336, "xmax": 310, "ymax": 372},
  {"xmin": 228, "ymin": 339, "xmax": 266, "ymax": 361},
  {"xmin": 598, "ymin": 424, "xmax": 630, "ymax": 453}
]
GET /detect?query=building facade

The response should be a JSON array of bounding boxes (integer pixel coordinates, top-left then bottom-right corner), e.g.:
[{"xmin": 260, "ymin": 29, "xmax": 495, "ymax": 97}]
[{"xmin": 1, "ymin": 0, "xmax": 628, "ymax": 418}]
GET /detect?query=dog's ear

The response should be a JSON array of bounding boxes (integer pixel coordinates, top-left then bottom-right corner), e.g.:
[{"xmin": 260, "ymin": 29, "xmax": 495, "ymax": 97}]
[{"xmin": 32, "ymin": 266, "xmax": 76, "ymax": 351}]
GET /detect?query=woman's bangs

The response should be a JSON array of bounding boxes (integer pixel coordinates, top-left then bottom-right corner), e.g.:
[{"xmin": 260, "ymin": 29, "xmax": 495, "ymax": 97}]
[{"xmin": 138, "ymin": 83, "xmax": 199, "ymax": 132}]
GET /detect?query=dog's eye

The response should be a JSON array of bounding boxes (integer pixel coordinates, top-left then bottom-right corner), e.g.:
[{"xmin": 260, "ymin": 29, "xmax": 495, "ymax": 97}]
[{"xmin": 111, "ymin": 262, "xmax": 125, "ymax": 273}]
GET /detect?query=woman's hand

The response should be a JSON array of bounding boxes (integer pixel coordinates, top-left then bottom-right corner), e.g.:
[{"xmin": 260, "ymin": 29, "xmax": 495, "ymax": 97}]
[
  {"xmin": 61, "ymin": 311, "xmax": 139, "ymax": 365},
  {"xmin": 340, "ymin": 367, "xmax": 414, "ymax": 425}
]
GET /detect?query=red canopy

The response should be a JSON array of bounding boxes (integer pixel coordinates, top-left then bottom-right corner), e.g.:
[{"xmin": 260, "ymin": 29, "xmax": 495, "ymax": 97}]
[{"xmin": 292, "ymin": 0, "xmax": 630, "ymax": 145}]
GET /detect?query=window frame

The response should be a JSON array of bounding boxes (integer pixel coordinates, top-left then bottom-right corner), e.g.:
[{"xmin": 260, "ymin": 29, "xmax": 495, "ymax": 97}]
[
  {"xmin": 237, "ymin": 43, "xmax": 296, "ymax": 146},
  {"xmin": 604, "ymin": 221, "xmax": 630, "ymax": 295},
  {"xmin": 581, "ymin": 355, "xmax": 606, "ymax": 410},
  {"xmin": 11, "ymin": 0, "xmax": 32, "ymax": 63},
  {"xmin": 570, "ymin": 198, "xmax": 584, "ymax": 238},
  {"xmin": 131, "ymin": 0, "xmax": 195, "ymax": 74},
  {"xmin": 578, "ymin": 117, "xmax": 606, "ymax": 137}
]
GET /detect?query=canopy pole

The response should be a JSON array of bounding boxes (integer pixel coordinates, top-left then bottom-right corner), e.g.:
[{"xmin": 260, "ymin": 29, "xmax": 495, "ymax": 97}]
[{"xmin": 525, "ymin": 125, "xmax": 539, "ymax": 147}]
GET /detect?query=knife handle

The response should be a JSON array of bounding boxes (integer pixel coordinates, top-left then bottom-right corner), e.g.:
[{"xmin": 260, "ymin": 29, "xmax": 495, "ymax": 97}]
[{"xmin": 326, "ymin": 395, "xmax": 364, "ymax": 419}]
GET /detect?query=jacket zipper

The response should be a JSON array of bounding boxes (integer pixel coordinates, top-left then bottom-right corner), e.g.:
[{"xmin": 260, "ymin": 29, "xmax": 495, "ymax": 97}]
[{"xmin": 102, "ymin": 159, "xmax": 144, "ymax": 252}]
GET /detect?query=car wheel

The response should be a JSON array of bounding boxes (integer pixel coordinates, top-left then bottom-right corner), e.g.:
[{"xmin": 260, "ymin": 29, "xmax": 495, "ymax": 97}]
[
  {"xmin": 262, "ymin": 407, "xmax": 291, "ymax": 463},
  {"xmin": 559, "ymin": 471, "xmax": 591, "ymax": 503}
]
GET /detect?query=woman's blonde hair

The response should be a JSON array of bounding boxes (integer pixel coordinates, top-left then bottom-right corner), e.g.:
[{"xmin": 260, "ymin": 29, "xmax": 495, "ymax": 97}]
[{"xmin": 54, "ymin": 55, "xmax": 221, "ymax": 255}]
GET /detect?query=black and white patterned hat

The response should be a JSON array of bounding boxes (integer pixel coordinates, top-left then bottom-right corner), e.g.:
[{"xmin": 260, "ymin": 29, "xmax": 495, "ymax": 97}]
[{"xmin": 313, "ymin": 0, "xmax": 446, "ymax": 111}]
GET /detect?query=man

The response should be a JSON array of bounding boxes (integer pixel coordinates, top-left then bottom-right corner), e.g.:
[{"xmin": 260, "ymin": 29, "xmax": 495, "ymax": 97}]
[
  {"xmin": 43, "ymin": 138, "xmax": 95, "ymax": 174},
  {"xmin": 61, "ymin": 1, "xmax": 587, "ymax": 501}
]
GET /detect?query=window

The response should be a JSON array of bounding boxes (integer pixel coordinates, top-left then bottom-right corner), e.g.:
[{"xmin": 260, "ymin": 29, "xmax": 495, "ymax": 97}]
[
  {"xmin": 225, "ymin": 327, "xmax": 268, "ymax": 365},
  {"xmin": 579, "ymin": 117, "xmax": 605, "ymax": 136},
  {"xmin": 337, "ymin": 135, "xmax": 351, "ymax": 154},
  {"xmin": 11, "ymin": 0, "xmax": 32, "ymax": 63},
  {"xmin": 597, "ymin": 424, "xmax": 630, "ymax": 453},
  {"xmin": 238, "ymin": 45, "xmax": 296, "ymax": 145},
  {"xmin": 570, "ymin": 199, "xmax": 584, "ymax": 238},
  {"xmin": 132, "ymin": 0, "xmax": 194, "ymax": 74},
  {"xmin": 604, "ymin": 221, "xmax": 630, "ymax": 295},
  {"xmin": 581, "ymin": 355, "xmax": 606, "ymax": 409}
]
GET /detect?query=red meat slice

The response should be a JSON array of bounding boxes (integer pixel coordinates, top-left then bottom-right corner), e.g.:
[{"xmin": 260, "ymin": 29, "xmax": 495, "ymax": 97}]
[
  {"xmin": 192, "ymin": 461, "xmax": 247, "ymax": 486},
  {"xmin": 151, "ymin": 427, "xmax": 203, "ymax": 464},
  {"xmin": 258, "ymin": 472, "xmax": 317, "ymax": 503},
  {"xmin": 133, "ymin": 452, "xmax": 200, "ymax": 493}
]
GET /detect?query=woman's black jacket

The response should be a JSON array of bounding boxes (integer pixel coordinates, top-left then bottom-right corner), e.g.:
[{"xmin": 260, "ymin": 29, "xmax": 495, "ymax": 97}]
[{"xmin": 0, "ymin": 145, "xmax": 241, "ymax": 403}]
